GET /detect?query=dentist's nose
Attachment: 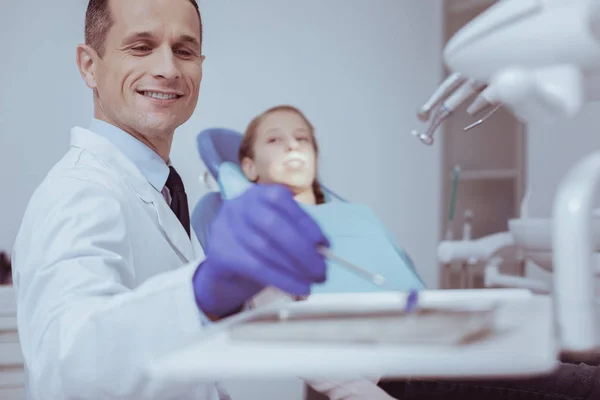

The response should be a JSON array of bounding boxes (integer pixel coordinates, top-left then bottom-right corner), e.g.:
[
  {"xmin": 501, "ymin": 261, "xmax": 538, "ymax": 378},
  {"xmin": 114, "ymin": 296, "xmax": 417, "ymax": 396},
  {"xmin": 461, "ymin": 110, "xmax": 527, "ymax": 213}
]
[{"xmin": 152, "ymin": 47, "xmax": 181, "ymax": 80}]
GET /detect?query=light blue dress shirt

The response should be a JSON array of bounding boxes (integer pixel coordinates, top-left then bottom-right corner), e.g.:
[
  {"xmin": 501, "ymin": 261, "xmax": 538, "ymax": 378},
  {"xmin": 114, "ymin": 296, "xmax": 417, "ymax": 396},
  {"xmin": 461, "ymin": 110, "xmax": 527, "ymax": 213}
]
[{"xmin": 89, "ymin": 118, "xmax": 170, "ymax": 195}]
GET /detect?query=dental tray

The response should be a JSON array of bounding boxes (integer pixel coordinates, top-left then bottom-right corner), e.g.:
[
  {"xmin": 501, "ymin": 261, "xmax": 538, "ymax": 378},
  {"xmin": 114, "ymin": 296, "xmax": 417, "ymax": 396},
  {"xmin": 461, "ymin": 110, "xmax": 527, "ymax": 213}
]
[
  {"xmin": 229, "ymin": 302, "xmax": 498, "ymax": 345},
  {"xmin": 147, "ymin": 290, "xmax": 559, "ymax": 382}
]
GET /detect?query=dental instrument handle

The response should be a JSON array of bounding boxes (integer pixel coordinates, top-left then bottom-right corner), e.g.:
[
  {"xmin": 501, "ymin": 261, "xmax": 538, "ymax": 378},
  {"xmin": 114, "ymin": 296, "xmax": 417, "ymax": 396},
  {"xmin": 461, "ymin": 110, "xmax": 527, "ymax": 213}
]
[
  {"xmin": 449, "ymin": 166, "xmax": 461, "ymax": 223},
  {"xmin": 418, "ymin": 73, "xmax": 466, "ymax": 121},
  {"xmin": 445, "ymin": 166, "xmax": 461, "ymax": 240},
  {"xmin": 520, "ymin": 186, "xmax": 531, "ymax": 218},
  {"xmin": 444, "ymin": 79, "xmax": 486, "ymax": 110},
  {"xmin": 463, "ymin": 103, "xmax": 502, "ymax": 131},
  {"xmin": 317, "ymin": 248, "xmax": 420, "ymax": 311},
  {"xmin": 318, "ymin": 247, "xmax": 395, "ymax": 291},
  {"xmin": 466, "ymin": 91, "xmax": 494, "ymax": 116},
  {"xmin": 462, "ymin": 210, "xmax": 473, "ymax": 241}
]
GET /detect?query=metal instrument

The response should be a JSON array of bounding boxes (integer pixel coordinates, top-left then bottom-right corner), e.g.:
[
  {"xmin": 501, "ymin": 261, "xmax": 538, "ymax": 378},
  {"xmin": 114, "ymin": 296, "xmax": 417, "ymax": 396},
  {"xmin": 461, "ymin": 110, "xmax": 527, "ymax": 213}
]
[
  {"xmin": 318, "ymin": 246, "xmax": 395, "ymax": 290},
  {"xmin": 411, "ymin": 79, "xmax": 488, "ymax": 145},
  {"xmin": 318, "ymin": 246, "xmax": 420, "ymax": 312}
]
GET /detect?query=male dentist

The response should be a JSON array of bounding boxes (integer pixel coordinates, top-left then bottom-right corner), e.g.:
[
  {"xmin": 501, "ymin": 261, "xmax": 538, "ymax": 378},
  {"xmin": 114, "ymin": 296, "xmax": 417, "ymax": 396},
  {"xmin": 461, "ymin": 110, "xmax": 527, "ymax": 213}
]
[{"xmin": 12, "ymin": 0, "xmax": 329, "ymax": 399}]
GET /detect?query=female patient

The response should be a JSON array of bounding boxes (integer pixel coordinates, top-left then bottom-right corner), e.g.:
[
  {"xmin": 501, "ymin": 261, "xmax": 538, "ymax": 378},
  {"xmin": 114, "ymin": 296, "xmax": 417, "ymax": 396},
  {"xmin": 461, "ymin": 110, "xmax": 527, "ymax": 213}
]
[
  {"xmin": 233, "ymin": 105, "xmax": 600, "ymax": 400},
  {"xmin": 231, "ymin": 104, "xmax": 413, "ymax": 400},
  {"xmin": 236, "ymin": 105, "xmax": 424, "ymax": 300}
]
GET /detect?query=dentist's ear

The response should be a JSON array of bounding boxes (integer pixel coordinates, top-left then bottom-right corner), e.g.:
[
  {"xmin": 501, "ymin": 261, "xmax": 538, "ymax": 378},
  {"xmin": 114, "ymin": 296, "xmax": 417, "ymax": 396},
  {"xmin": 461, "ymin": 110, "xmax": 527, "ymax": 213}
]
[{"xmin": 76, "ymin": 44, "xmax": 100, "ymax": 89}]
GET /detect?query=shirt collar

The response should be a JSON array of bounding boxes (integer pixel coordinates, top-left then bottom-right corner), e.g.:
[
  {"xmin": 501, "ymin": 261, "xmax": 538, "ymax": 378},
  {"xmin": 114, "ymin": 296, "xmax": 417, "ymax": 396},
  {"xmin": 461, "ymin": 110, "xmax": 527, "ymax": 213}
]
[{"xmin": 89, "ymin": 118, "xmax": 170, "ymax": 192}]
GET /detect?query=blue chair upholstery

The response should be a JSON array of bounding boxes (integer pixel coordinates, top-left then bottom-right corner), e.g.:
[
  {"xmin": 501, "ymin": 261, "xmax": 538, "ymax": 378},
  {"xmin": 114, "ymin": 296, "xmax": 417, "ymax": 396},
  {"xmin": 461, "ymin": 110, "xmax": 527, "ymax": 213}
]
[
  {"xmin": 192, "ymin": 128, "xmax": 244, "ymax": 249},
  {"xmin": 196, "ymin": 128, "xmax": 245, "ymax": 181},
  {"xmin": 191, "ymin": 191, "xmax": 223, "ymax": 250}
]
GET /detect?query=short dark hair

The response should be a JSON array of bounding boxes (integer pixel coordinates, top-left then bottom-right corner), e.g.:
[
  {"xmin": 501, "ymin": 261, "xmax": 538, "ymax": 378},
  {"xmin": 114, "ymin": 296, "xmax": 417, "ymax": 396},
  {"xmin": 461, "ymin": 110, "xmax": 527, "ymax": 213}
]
[{"xmin": 85, "ymin": 0, "xmax": 203, "ymax": 57}]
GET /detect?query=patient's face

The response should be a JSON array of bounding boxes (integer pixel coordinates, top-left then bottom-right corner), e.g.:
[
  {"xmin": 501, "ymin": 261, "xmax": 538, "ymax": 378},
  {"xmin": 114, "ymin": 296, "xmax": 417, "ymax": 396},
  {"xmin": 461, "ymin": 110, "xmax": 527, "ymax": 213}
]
[{"xmin": 243, "ymin": 110, "xmax": 317, "ymax": 191}]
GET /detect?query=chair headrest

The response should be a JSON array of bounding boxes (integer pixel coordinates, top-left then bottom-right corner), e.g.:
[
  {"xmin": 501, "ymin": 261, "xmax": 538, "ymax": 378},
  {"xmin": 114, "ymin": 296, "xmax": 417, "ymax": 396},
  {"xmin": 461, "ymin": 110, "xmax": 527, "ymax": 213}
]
[
  {"xmin": 218, "ymin": 162, "xmax": 254, "ymax": 200},
  {"xmin": 190, "ymin": 191, "xmax": 224, "ymax": 250},
  {"xmin": 196, "ymin": 126, "xmax": 346, "ymax": 203},
  {"xmin": 196, "ymin": 128, "xmax": 244, "ymax": 180}
]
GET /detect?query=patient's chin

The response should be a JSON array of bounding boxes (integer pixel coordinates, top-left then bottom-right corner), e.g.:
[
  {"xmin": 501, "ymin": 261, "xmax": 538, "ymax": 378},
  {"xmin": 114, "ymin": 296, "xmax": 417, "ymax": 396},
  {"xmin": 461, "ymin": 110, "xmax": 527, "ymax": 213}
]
[
  {"xmin": 277, "ymin": 177, "xmax": 312, "ymax": 192},
  {"xmin": 270, "ymin": 170, "xmax": 312, "ymax": 189}
]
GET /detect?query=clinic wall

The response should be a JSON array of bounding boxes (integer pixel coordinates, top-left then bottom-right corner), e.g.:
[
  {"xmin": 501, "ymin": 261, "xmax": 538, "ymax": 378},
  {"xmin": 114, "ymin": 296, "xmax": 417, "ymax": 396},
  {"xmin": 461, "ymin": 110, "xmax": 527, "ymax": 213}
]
[
  {"xmin": 0, "ymin": 0, "xmax": 444, "ymax": 293},
  {"xmin": 0, "ymin": 0, "xmax": 93, "ymax": 253}
]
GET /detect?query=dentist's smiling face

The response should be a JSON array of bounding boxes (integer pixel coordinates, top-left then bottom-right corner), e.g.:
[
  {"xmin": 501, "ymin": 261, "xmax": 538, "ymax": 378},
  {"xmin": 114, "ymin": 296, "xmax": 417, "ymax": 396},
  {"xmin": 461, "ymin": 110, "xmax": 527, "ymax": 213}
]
[
  {"xmin": 78, "ymin": 0, "xmax": 205, "ymax": 158},
  {"xmin": 243, "ymin": 109, "xmax": 317, "ymax": 192}
]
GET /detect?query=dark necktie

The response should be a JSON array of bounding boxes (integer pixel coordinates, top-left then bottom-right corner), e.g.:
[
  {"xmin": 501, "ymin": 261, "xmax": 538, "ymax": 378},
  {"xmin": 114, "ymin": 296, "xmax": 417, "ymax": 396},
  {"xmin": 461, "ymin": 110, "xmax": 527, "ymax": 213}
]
[{"xmin": 165, "ymin": 166, "xmax": 191, "ymax": 238}]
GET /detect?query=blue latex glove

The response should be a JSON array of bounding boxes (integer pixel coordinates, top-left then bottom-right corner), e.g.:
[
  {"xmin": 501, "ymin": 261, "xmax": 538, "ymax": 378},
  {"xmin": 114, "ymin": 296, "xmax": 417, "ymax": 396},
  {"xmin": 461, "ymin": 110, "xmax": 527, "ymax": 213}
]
[{"xmin": 193, "ymin": 184, "xmax": 330, "ymax": 318}]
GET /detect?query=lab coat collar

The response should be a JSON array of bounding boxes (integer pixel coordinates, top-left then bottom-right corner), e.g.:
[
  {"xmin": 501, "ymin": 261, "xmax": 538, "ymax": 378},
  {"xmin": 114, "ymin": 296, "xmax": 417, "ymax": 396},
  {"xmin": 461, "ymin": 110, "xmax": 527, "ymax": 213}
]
[
  {"xmin": 88, "ymin": 118, "xmax": 169, "ymax": 193},
  {"xmin": 69, "ymin": 126, "xmax": 196, "ymax": 263}
]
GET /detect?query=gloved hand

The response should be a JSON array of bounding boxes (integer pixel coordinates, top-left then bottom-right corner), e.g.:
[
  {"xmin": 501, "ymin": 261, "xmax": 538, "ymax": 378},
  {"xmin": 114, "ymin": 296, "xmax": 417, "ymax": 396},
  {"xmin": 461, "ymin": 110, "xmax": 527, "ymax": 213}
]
[{"xmin": 193, "ymin": 184, "xmax": 330, "ymax": 318}]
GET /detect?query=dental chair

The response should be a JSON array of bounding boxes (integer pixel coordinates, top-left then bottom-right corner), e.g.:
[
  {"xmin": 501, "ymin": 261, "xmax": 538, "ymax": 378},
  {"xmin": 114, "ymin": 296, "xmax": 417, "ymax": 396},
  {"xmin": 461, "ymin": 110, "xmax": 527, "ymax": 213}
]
[{"xmin": 191, "ymin": 127, "xmax": 344, "ymax": 250}]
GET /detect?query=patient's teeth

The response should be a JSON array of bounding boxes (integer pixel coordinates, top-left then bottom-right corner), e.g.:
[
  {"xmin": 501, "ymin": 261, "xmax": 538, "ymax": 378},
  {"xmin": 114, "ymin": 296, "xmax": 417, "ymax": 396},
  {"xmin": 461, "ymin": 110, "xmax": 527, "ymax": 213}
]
[{"xmin": 286, "ymin": 160, "xmax": 303, "ymax": 168}]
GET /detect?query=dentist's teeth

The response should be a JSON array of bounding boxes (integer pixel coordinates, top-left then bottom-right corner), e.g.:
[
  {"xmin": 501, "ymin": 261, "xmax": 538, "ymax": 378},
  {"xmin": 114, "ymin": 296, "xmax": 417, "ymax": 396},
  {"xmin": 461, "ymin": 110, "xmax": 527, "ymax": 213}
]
[{"xmin": 143, "ymin": 91, "xmax": 178, "ymax": 100}]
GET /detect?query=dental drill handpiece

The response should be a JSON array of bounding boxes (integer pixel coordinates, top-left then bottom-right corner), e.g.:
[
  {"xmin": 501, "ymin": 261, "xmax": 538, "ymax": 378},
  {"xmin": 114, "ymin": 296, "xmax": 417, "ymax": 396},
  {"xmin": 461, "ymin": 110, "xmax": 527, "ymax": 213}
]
[
  {"xmin": 412, "ymin": 79, "xmax": 487, "ymax": 145},
  {"xmin": 413, "ymin": 104, "xmax": 449, "ymax": 145},
  {"xmin": 417, "ymin": 72, "xmax": 466, "ymax": 121}
]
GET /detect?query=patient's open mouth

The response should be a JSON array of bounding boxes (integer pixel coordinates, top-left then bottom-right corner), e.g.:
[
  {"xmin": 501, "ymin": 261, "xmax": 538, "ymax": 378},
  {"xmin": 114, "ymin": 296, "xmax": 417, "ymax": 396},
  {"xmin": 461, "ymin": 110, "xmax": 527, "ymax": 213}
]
[
  {"xmin": 284, "ymin": 160, "xmax": 305, "ymax": 169},
  {"xmin": 284, "ymin": 157, "xmax": 305, "ymax": 166}
]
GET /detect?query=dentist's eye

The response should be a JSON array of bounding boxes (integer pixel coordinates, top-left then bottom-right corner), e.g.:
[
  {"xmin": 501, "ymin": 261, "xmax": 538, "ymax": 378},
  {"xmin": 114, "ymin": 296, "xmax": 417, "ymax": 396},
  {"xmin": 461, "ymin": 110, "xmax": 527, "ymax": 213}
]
[
  {"xmin": 131, "ymin": 45, "xmax": 153, "ymax": 56},
  {"xmin": 174, "ymin": 48, "xmax": 197, "ymax": 58}
]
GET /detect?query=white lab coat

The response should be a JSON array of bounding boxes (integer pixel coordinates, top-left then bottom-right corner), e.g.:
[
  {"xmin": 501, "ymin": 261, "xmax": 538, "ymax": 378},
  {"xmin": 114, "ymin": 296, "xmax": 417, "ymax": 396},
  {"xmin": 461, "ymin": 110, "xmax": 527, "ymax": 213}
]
[{"xmin": 12, "ymin": 127, "xmax": 220, "ymax": 400}]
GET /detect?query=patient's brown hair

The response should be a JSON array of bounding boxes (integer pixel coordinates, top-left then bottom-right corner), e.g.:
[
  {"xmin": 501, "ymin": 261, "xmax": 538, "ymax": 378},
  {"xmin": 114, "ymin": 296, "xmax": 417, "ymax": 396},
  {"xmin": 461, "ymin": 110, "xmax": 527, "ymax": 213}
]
[{"xmin": 238, "ymin": 105, "xmax": 326, "ymax": 205}]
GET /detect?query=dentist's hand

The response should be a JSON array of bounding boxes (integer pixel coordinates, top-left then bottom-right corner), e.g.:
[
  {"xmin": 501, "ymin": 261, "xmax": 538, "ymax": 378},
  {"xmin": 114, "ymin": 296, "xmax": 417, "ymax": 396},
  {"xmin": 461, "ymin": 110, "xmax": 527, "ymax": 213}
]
[{"xmin": 192, "ymin": 184, "xmax": 330, "ymax": 319}]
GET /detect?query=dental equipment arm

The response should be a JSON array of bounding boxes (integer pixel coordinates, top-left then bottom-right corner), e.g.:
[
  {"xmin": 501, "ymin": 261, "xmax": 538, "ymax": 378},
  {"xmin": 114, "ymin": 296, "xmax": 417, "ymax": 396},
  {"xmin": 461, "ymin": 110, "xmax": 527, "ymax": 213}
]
[
  {"xmin": 413, "ymin": 0, "xmax": 600, "ymax": 144},
  {"xmin": 484, "ymin": 256, "xmax": 552, "ymax": 294},
  {"xmin": 418, "ymin": 0, "xmax": 600, "ymax": 354},
  {"xmin": 442, "ymin": 0, "xmax": 600, "ymax": 125},
  {"xmin": 437, "ymin": 231, "xmax": 515, "ymax": 264}
]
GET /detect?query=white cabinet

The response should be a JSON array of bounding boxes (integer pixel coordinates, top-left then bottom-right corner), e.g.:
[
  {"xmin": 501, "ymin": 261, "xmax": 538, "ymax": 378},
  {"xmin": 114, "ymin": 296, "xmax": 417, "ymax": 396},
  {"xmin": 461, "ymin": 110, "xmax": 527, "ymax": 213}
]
[{"xmin": 0, "ymin": 286, "xmax": 24, "ymax": 398}]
